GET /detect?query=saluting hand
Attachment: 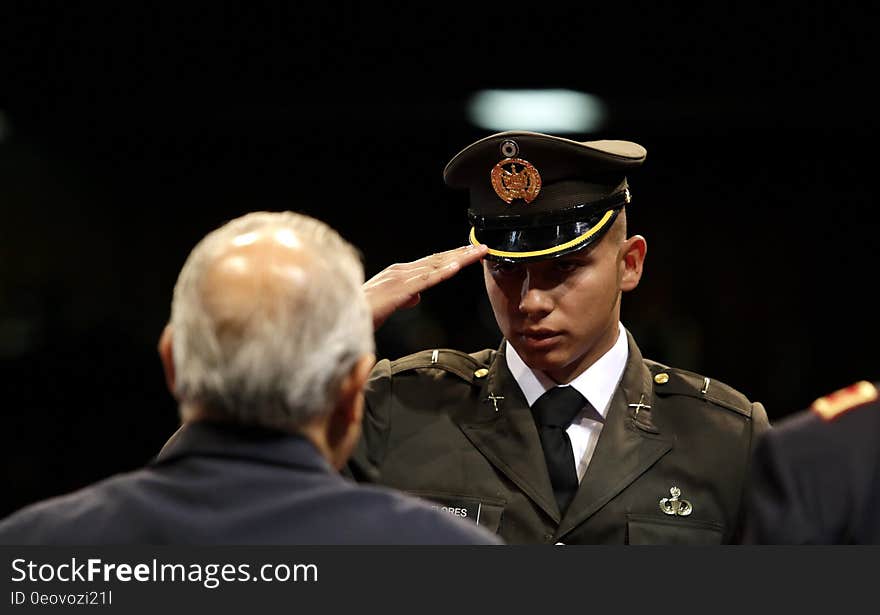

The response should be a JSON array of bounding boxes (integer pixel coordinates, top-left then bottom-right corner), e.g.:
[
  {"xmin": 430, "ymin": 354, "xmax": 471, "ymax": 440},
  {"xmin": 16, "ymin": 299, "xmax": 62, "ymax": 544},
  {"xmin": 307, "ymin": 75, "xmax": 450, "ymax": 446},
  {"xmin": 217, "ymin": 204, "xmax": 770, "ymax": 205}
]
[{"xmin": 364, "ymin": 244, "xmax": 489, "ymax": 329}]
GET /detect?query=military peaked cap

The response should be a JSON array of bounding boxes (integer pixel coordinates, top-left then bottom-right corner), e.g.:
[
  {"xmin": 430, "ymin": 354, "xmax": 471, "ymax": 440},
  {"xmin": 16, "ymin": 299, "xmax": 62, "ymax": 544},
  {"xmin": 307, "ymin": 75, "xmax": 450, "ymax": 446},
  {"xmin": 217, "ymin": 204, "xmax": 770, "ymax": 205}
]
[{"xmin": 443, "ymin": 131, "xmax": 646, "ymax": 262}]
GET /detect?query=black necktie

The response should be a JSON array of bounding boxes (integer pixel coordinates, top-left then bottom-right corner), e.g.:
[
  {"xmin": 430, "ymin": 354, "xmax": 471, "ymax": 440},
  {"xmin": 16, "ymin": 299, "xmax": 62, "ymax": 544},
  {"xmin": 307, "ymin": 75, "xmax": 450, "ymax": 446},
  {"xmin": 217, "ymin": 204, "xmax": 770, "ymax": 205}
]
[{"xmin": 531, "ymin": 386, "xmax": 598, "ymax": 514}]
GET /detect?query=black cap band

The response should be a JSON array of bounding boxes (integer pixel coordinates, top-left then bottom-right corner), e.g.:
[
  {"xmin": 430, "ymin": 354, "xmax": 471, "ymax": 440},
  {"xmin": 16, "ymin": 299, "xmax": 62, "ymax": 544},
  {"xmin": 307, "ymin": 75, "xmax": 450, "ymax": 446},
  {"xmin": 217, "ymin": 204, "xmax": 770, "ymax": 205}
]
[{"xmin": 470, "ymin": 208, "xmax": 622, "ymax": 263}]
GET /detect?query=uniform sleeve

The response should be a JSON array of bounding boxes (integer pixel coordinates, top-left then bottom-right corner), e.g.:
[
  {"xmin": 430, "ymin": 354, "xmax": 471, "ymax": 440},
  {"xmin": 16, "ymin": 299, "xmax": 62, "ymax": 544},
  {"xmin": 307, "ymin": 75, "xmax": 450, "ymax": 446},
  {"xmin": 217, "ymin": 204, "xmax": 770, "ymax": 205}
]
[
  {"xmin": 750, "ymin": 402, "xmax": 771, "ymax": 443},
  {"xmin": 742, "ymin": 415, "xmax": 837, "ymax": 544},
  {"xmin": 730, "ymin": 401, "xmax": 771, "ymax": 542}
]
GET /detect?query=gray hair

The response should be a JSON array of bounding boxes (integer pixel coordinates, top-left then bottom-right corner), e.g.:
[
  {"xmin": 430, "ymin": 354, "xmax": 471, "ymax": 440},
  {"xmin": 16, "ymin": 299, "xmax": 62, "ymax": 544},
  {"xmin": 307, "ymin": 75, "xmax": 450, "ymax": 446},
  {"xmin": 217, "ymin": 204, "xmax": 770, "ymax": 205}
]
[{"xmin": 170, "ymin": 211, "xmax": 374, "ymax": 430}]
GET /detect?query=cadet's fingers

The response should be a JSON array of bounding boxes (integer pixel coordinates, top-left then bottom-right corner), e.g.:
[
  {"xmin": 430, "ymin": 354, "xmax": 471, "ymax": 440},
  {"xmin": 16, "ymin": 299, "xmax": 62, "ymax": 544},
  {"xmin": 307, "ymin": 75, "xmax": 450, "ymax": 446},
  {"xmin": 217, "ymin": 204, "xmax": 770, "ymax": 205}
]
[
  {"xmin": 413, "ymin": 244, "xmax": 488, "ymax": 270},
  {"xmin": 363, "ymin": 245, "xmax": 488, "ymax": 330},
  {"xmin": 402, "ymin": 244, "xmax": 488, "ymax": 291},
  {"xmin": 403, "ymin": 261, "xmax": 463, "ymax": 287}
]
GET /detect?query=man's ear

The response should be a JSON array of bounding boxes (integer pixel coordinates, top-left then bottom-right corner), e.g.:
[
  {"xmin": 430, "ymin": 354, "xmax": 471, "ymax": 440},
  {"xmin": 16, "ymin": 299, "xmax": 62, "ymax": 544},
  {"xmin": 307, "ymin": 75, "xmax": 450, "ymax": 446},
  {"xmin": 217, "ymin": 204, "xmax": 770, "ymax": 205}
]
[
  {"xmin": 324, "ymin": 353, "xmax": 376, "ymax": 469},
  {"xmin": 334, "ymin": 353, "xmax": 376, "ymax": 425},
  {"xmin": 620, "ymin": 235, "xmax": 647, "ymax": 292},
  {"xmin": 158, "ymin": 324, "xmax": 177, "ymax": 398}
]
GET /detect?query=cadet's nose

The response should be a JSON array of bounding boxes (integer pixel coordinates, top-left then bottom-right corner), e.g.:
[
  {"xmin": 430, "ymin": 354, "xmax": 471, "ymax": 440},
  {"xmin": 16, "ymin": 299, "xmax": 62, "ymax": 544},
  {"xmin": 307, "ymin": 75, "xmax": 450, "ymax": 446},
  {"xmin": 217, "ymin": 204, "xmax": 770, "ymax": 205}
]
[{"xmin": 518, "ymin": 270, "xmax": 553, "ymax": 319}]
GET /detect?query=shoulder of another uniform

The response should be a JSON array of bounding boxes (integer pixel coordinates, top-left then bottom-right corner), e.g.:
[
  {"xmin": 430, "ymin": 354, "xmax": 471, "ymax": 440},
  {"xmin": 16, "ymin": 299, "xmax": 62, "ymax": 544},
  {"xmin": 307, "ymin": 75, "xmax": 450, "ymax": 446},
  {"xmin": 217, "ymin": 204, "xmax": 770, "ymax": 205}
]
[
  {"xmin": 381, "ymin": 348, "xmax": 496, "ymax": 385},
  {"xmin": 645, "ymin": 360, "xmax": 755, "ymax": 418},
  {"xmin": 810, "ymin": 380, "xmax": 879, "ymax": 421}
]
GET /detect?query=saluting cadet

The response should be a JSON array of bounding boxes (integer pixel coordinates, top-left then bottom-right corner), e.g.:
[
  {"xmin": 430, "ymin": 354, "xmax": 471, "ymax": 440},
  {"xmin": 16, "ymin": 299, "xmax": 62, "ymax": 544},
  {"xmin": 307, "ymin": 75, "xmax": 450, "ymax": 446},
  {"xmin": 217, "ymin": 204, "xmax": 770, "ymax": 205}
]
[{"xmin": 351, "ymin": 131, "xmax": 770, "ymax": 544}]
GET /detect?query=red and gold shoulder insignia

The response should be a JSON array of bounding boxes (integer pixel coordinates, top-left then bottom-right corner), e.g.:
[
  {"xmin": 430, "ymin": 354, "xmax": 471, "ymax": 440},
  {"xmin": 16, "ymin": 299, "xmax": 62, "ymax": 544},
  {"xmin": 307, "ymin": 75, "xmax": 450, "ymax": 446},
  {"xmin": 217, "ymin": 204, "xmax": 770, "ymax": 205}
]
[{"xmin": 811, "ymin": 381, "xmax": 878, "ymax": 421}]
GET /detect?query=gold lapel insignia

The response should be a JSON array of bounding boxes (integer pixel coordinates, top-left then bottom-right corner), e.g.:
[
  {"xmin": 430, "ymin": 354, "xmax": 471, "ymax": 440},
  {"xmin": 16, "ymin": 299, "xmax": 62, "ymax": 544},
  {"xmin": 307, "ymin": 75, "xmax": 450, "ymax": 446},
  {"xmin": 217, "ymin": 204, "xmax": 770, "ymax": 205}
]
[
  {"xmin": 490, "ymin": 158, "xmax": 542, "ymax": 204},
  {"xmin": 659, "ymin": 486, "xmax": 692, "ymax": 516}
]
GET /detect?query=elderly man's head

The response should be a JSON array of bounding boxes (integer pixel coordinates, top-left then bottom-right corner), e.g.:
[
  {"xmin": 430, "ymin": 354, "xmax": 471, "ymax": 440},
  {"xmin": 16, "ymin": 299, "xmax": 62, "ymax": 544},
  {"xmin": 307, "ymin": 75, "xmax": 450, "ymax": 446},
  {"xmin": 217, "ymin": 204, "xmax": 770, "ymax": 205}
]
[{"xmin": 159, "ymin": 212, "xmax": 374, "ymax": 466}]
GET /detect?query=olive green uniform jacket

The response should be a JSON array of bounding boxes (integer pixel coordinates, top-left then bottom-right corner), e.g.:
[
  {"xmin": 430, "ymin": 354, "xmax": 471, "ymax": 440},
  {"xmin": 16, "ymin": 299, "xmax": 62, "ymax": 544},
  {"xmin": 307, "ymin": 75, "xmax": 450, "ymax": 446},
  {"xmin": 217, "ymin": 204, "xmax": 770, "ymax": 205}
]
[{"xmin": 350, "ymin": 331, "xmax": 769, "ymax": 544}]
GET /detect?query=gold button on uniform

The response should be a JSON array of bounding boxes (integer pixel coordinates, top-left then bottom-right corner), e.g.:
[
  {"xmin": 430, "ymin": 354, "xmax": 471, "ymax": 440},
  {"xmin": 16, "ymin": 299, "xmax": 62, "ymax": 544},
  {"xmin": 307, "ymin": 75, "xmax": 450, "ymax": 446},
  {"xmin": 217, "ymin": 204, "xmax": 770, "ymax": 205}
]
[
  {"xmin": 474, "ymin": 368, "xmax": 489, "ymax": 379},
  {"xmin": 654, "ymin": 373, "xmax": 669, "ymax": 385}
]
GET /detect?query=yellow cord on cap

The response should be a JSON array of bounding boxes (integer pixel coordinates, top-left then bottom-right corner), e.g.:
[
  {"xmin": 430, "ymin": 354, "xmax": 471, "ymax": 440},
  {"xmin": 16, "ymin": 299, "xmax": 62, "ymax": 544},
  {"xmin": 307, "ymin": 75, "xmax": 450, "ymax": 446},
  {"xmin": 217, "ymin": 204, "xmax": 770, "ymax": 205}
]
[{"xmin": 469, "ymin": 209, "xmax": 615, "ymax": 259}]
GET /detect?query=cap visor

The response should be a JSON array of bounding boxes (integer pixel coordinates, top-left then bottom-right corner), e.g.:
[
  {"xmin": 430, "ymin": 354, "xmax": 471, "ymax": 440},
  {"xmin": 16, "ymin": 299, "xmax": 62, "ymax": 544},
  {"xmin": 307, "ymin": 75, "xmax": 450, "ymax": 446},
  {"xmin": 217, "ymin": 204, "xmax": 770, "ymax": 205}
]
[{"xmin": 470, "ymin": 209, "xmax": 619, "ymax": 262}]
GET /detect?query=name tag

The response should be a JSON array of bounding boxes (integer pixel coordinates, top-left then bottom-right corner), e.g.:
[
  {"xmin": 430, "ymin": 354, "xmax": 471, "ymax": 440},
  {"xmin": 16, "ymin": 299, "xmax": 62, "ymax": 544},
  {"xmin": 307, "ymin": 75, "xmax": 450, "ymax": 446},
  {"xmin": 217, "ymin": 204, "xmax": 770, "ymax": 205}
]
[{"xmin": 425, "ymin": 497, "xmax": 483, "ymax": 524}]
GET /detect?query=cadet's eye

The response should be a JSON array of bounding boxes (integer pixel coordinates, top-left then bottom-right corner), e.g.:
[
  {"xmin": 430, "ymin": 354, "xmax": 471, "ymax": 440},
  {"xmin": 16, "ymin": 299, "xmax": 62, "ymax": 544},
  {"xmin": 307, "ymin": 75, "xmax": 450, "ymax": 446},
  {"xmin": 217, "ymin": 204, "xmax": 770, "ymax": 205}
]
[
  {"xmin": 554, "ymin": 260, "xmax": 581, "ymax": 273},
  {"xmin": 490, "ymin": 261, "xmax": 520, "ymax": 276}
]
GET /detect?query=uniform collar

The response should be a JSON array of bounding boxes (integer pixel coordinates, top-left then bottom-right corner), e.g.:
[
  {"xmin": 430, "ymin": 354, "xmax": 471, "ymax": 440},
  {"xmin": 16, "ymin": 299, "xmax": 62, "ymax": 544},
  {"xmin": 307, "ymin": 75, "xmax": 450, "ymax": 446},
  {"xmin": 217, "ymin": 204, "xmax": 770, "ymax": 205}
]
[
  {"xmin": 153, "ymin": 421, "xmax": 335, "ymax": 474},
  {"xmin": 505, "ymin": 321, "xmax": 629, "ymax": 418}
]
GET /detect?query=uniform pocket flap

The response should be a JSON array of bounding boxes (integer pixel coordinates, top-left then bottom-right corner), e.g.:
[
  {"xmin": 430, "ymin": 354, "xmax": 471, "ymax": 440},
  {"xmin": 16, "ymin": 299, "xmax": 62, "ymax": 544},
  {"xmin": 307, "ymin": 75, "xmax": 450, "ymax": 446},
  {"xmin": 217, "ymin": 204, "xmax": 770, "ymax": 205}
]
[{"xmin": 626, "ymin": 514, "xmax": 724, "ymax": 545}]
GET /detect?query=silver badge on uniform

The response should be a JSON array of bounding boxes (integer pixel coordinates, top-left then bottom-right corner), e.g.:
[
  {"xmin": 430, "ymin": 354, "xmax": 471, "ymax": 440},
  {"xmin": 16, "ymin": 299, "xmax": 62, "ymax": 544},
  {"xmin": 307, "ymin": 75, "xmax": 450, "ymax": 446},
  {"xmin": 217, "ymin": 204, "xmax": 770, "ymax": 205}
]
[{"xmin": 659, "ymin": 486, "xmax": 693, "ymax": 516}]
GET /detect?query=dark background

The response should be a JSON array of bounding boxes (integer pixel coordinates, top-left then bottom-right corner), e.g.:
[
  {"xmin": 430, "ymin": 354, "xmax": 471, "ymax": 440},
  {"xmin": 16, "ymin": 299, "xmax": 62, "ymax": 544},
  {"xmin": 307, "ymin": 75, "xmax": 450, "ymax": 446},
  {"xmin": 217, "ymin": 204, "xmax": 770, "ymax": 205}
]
[{"xmin": 2, "ymin": 4, "xmax": 878, "ymax": 517}]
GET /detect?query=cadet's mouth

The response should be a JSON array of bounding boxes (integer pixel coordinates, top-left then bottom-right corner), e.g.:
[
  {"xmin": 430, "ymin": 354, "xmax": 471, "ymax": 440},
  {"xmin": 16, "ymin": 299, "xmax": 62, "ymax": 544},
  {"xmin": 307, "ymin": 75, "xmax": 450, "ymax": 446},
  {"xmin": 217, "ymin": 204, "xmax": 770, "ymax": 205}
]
[
  {"xmin": 521, "ymin": 328, "xmax": 560, "ymax": 339},
  {"xmin": 519, "ymin": 329, "xmax": 563, "ymax": 349}
]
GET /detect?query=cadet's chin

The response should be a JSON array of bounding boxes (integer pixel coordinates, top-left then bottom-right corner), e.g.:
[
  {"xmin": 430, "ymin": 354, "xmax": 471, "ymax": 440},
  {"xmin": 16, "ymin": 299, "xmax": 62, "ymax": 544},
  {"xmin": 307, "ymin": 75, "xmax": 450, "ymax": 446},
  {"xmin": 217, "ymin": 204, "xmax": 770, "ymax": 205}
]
[{"xmin": 511, "ymin": 343, "xmax": 571, "ymax": 374}]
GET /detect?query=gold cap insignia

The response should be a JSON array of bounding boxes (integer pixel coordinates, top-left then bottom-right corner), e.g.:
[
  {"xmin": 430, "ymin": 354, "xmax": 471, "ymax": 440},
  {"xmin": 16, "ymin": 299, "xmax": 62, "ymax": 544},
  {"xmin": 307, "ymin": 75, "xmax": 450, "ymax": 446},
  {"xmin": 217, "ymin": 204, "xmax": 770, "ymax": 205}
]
[{"xmin": 490, "ymin": 158, "xmax": 542, "ymax": 204}]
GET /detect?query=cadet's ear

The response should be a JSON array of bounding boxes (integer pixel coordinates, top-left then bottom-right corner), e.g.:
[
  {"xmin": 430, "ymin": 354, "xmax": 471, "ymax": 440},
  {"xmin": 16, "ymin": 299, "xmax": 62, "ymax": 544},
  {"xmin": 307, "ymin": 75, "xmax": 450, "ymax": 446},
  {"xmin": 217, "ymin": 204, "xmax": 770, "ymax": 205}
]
[
  {"xmin": 620, "ymin": 235, "xmax": 647, "ymax": 292},
  {"xmin": 158, "ymin": 324, "xmax": 177, "ymax": 398}
]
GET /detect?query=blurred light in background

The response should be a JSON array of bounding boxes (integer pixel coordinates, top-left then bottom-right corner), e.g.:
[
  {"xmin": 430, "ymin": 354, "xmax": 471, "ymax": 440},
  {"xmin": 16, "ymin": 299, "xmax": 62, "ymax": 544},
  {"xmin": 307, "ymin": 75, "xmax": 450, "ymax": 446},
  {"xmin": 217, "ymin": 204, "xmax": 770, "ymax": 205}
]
[
  {"xmin": 467, "ymin": 89, "xmax": 606, "ymax": 133},
  {"xmin": 0, "ymin": 110, "xmax": 9, "ymax": 143}
]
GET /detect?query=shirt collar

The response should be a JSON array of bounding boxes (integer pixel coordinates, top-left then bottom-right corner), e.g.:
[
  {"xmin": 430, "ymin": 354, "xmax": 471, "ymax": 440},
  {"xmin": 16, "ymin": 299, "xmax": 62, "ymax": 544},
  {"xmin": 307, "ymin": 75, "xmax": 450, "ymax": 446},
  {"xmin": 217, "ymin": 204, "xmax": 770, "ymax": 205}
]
[
  {"xmin": 153, "ymin": 421, "xmax": 334, "ymax": 474},
  {"xmin": 505, "ymin": 321, "xmax": 629, "ymax": 418}
]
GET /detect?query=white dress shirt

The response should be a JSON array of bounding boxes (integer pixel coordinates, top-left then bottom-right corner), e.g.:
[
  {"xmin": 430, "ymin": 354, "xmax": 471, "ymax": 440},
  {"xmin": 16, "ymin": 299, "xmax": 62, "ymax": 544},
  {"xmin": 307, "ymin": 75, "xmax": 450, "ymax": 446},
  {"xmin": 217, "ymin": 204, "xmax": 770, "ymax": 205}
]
[{"xmin": 505, "ymin": 322, "xmax": 629, "ymax": 482}]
